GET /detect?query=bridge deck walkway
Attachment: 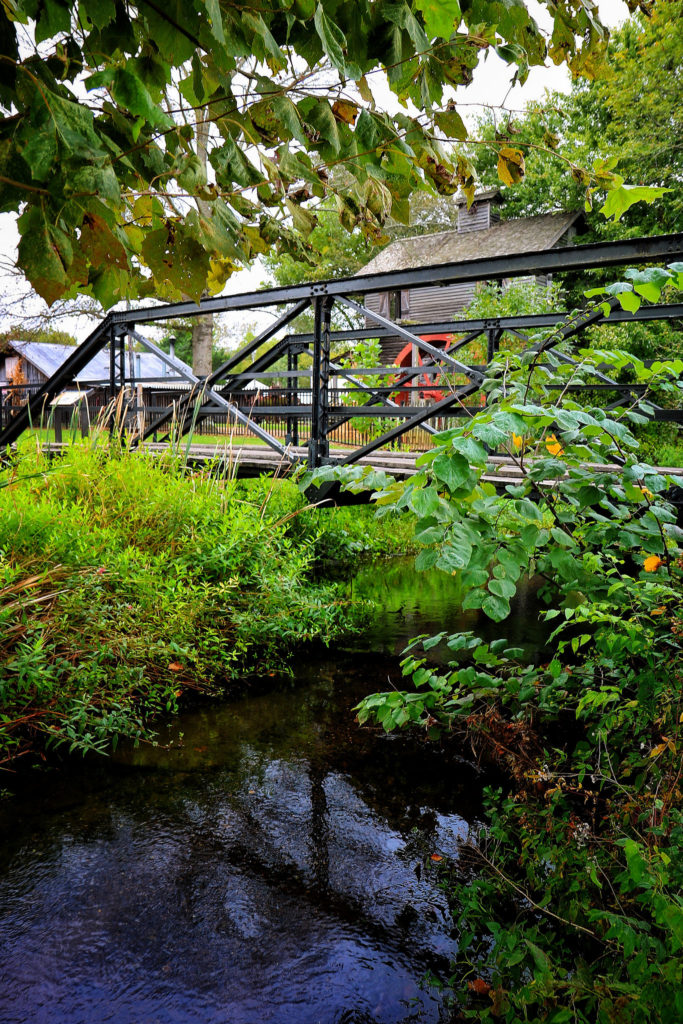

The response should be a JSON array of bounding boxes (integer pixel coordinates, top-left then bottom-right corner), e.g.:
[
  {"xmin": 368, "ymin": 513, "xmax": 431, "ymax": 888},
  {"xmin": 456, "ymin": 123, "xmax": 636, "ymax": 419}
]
[{"xmin": 142, "ymin": 442, "xmax": 683, "ymax": 488}]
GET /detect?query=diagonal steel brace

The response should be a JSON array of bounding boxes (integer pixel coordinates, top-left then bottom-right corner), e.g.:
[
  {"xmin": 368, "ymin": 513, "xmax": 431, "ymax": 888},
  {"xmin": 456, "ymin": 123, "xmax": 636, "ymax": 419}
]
[
  {"xmin": 127, "ymin": 329, "xmax": 301, "ymax": 462},
  {"xmin": 337, "ymin": 296, "xmax": 484, "ymax": 383}
]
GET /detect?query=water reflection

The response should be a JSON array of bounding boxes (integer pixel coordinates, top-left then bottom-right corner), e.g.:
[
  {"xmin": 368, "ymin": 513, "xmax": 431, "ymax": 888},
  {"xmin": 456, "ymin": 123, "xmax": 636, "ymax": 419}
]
[
  {"xmin": 0, "ymin": 557, "xmax": 539, "ymax": 1024},
  {"xmin": 347, "ymin": 555, "xmax": 548, "ymax": 657}
]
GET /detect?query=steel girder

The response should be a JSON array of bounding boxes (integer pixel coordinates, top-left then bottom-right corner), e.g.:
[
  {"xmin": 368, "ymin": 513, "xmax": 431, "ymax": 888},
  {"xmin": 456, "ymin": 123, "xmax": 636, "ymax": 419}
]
[
  {"xmin": 0, "ymin": 233, "xmax": 681, "ymax": 456},
  {"xmin": 331, "ymin": 294, "xmax": 657, "ymax": 467},
  {"xmin": 286, "ymin": 301, "xmax": 683, "ymax": 347},
  {"xmin": 105, "ymin": 233, "xmax": 683, "ymax": 322},
  {"xmin": 126, "ymin": 328, "xmax": 296, "ymax": 459},
  {"xmin": 136, "ymin": 299, "xmax": 311, "ymax": 449}
]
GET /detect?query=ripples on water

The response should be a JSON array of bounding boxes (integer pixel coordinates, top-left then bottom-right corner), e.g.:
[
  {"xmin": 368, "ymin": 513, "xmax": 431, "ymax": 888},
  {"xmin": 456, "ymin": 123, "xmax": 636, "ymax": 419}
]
[{"xmin": 0, "ymin": 559, "xmax": 548, "ymax": 1023}]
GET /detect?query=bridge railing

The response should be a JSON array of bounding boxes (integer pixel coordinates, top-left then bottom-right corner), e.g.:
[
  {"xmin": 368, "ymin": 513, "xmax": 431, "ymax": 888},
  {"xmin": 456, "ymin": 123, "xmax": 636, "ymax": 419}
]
[{"xmin": 1, "ymin": 233, "xmax": 681, "ymax": 466}]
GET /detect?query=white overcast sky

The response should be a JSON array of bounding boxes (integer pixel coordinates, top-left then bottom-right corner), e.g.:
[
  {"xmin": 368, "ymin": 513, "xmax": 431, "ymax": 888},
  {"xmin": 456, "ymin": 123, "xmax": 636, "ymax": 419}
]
[{"xmin": 0, "ymin": 0, "xmax": 632, "ymax": 339}]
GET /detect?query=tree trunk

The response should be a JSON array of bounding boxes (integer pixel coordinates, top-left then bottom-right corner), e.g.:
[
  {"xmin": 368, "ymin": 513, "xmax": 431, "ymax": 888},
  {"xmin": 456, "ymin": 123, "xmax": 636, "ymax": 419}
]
[
  {"xmin": 192, "ymin": 311, "xmax": 213, "ymax": 376},
  {"xmin": 192, "ymin": 101, "xmax": 213, "ymax": 376}
]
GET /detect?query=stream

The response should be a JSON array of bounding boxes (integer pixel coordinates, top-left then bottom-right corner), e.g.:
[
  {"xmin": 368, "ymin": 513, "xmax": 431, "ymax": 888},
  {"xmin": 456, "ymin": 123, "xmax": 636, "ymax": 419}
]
[{"xmin": 0, "ymin": 557, "xmax": 548, "ymax": 1024}]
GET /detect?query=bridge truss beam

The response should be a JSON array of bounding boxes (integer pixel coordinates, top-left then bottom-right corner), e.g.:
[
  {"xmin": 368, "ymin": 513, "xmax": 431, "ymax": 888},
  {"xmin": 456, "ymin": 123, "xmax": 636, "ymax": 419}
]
[{"xmin": 0, "ymin": 233, "xmax": 681, "ymax": 462}]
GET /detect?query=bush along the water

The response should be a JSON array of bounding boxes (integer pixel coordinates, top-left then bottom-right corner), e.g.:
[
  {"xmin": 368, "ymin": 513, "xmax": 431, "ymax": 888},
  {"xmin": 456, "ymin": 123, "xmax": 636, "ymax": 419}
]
[
  {"xmin": 347, "ymin": 274, "xmax": 683, "ymax": 1021},
  {"xmin": 0, "ymin": 441, "xmax": 371, "ymax": 767},
  {"xmin": 234, "ymin": 475, "xmax": 417, "ymax": 564}
]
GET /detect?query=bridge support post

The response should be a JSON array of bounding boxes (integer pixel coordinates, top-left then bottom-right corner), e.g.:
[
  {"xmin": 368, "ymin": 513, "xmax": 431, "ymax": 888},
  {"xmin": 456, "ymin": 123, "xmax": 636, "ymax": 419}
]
[
  {"xmin": 108, "ymin": 325, "xmax": 129, "ymax": 436},
  {"xmin": 486, "ymin": 325, "xmax": 501, "ymax": 364},
  {"xmin": 286, "ymin": 342, "xmax": 299, "ymax": 448},
  {"xmin": 125, "ymin": 326, "xmax": 139, "ymax": 435},
  {"xmin": 308, "ymin": 296, "xmax": 332, "ymax": 468},
  {"xmin": 108, "ymin": 324, "xmax": 118, "ymax": 434},
  {"xmin": 486, "ymin": 325, "xmax": 502, "ymax": 406}
]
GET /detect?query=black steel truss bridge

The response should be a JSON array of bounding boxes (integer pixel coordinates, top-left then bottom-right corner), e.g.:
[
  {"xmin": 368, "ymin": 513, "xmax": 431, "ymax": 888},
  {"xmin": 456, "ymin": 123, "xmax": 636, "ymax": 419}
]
[{"xmin": 1, "ymin": 233, "xmax": 682, "ymax": 474}]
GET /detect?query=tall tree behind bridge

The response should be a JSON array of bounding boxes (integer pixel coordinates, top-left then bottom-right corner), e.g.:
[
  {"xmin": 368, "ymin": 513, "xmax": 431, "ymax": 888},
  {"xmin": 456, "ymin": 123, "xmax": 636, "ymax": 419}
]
[
  {"xmin": 191, "ymin": 101, "xmax": 213, "ymax": 376},
  {"xmin": 472, "ymin": 0, "xmax": 682, "ymax": 237}
]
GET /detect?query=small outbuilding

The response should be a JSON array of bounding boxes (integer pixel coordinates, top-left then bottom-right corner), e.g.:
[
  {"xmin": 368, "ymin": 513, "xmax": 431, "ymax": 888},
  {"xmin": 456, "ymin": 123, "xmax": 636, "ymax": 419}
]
[
  {"xmin": 0, "ymin": 340, "xmax": 191, "ymax": 389},
  {"xmin": 0, "ymin": 340, "xmax": 193, "ymax": 430}
]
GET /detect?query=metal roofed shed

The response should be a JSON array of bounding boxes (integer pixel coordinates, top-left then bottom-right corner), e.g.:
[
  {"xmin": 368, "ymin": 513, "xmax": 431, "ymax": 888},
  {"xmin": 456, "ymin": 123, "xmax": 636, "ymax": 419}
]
[
  {"xmin": 0, "ymin": 340, "xmax": 196, "ymax": 437},
  {"xmin": 50, "ymin": 389, "xmax": 93, "ymax": 407},
  {"xmin": 6, "ymin": 340, "xmax": 192, "ymax": 386},
  {"xmin": 48, "ymin": 388, "xmax": 94, "ymax": 441}
]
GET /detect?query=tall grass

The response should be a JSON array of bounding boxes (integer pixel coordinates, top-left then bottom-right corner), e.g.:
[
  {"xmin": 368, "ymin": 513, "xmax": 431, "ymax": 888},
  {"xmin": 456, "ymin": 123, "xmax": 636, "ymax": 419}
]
[{"xmin": 0, "ymin": 438, "xmax": 374, "ymax": 767}]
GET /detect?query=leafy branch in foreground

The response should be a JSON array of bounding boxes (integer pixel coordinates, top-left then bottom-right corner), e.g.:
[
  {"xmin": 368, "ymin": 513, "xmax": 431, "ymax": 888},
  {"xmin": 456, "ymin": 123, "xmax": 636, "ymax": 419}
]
[{"xmin": 0, "ymin": 0, "xmax": 661, "ymax": 308}]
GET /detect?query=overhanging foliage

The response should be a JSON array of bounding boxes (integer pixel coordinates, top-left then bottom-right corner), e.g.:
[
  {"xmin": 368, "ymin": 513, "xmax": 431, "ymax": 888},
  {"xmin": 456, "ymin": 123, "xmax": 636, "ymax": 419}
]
[{"xmin": 0, "ymin": 0, "xmax": 655, "ymax": 309}]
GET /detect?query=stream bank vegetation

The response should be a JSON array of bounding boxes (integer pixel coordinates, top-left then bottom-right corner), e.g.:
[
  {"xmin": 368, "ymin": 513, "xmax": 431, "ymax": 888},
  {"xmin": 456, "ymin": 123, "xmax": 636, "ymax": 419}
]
[
  {"xmin": 335, "ymin": 269, "xmax": 683, "ymax": 1023},
  {"xmin": 0, "ymin": 438, "xmax": 412, "ymax": 769}
]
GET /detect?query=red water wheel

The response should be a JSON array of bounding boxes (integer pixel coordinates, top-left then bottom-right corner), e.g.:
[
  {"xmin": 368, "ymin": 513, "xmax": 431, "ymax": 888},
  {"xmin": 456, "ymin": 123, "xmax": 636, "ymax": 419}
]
[{"xmin": 394, "ymin": 335, "xmax": 453, "ymax": 404}]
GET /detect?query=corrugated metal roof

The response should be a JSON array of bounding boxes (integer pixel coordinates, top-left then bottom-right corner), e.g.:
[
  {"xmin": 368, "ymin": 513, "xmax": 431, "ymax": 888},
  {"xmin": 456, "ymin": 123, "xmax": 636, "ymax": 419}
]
[
  {"xmin": 10, "ymin": 341, "xmax": 192, "ymax": 383},
  {"xmin": 50, "ymin": 389, "xmax": 93, "ymax": 407},
  {"xmin": 356, "ymin": 212, "xmax": 581, "ymax": 277}
]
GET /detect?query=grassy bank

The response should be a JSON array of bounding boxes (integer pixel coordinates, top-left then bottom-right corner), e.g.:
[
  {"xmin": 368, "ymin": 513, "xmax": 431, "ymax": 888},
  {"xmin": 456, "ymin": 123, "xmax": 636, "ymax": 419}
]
[{"xmin": 0, "ymin": 440, "xmax": 413, "ymax": 769}]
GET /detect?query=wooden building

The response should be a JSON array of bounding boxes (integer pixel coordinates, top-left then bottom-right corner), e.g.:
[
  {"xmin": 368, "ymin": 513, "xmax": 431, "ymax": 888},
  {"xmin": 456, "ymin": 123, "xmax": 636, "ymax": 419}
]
[
  {"xmin": 0, "ymin": 339, "xmax": 191, "ymax": 392},
  {"xmin": 356, "ymin": 190, "xmax": 581, "ymax": 364}
]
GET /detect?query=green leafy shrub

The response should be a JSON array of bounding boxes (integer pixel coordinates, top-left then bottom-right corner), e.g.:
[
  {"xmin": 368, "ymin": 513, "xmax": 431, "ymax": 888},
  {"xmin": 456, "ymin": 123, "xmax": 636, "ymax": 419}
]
[
  {"xmin": 234, "ymin": 475, "xmax": 416, "ymax": 562},
  {"xmin": 344, "ymin": 269, "xmax": 683, "ymax": 1022}
]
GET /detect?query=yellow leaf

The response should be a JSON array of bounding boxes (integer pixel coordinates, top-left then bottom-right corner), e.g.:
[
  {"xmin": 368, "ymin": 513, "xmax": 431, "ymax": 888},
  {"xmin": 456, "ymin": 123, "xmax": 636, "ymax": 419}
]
[
  {"xmin": 123, "ymin": 223, "xmax": 145, "ymax": 253},
  {"xmin": 497, "ymin": 146, "xmax": 525, "ymax": 186},
  {"xmin": 332, "ymin": 99, "xmax": 359, "ymax": 125},
  {"xmin": 132, "ymin": 195, "xmax": 154, "ymax": 225},
  {"xmin": 545, "ymin": 433, "xmax": 564, "ymax": 456},
  {"xmin": 357, "ymin": 75, "xmax": 374, "ymax": 106},
  {"xmin": 649, "ymin": 743, "xmax": 667, "ymax": 758},
  {"xmin": 206, "ymin": 257, "xmax": 238, "ymax": 296}
]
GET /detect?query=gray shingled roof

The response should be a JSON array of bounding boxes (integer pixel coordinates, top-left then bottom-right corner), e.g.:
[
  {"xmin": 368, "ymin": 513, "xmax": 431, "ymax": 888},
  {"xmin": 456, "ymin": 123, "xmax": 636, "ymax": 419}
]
[
  {"xmin": 356, "ymin": 212, "xmax": 581, "ymax": 277},
  {"xmin": 10, "ymin": 341, "xmax": 192, "ymax": 383},
  {"xmin": 454, "ymin": 187, "xmax": 503, "ymax": 206}
]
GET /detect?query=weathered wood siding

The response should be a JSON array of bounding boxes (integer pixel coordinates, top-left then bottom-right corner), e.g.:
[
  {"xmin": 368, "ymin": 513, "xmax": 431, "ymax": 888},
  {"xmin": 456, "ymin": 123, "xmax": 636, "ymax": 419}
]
[
  {"xmin": 1, "ymin": 355, "xmax": 45, "ymax": 384},
  {"xmin": 22, "ymin": 359, "xmax": 47, "ymax": 385},
  {"xmin": 457, "ymin": 203, "xmax": 498, "ymax": 233},
  {"xmin": 1, "ymin": 355, "xmax": 19, "ymax": 383},
  {"xmin": 361, "ymin": 208, "xmax": 578, "ymax": 364},
  {"xmin": 366, "ymin": 283, "xmax": 478, "ymax": 362}
]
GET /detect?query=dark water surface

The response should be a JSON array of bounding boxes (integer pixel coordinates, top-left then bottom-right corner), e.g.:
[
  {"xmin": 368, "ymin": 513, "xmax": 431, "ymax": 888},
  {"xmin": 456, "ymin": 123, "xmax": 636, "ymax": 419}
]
[{"xmin": 0, "ymin": 558, "xmax": 547, "ymax": 1024}]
